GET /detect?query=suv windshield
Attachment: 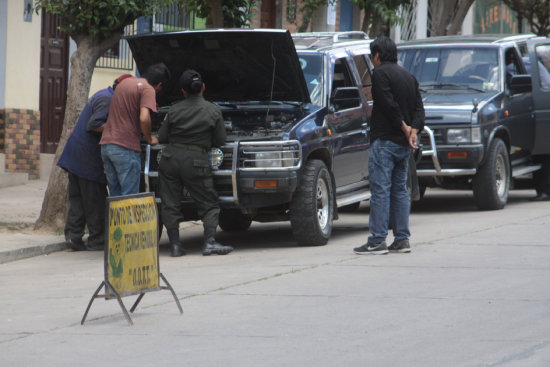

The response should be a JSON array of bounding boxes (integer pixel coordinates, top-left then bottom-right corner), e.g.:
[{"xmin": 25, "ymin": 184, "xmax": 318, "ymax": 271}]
[
  {"xmin": 398, "ymin": 47, "xmax": 500, "ymax": 92},
  {"xmin": 298, "ymin": 53, "xmax": 324, "ymax": 105}
]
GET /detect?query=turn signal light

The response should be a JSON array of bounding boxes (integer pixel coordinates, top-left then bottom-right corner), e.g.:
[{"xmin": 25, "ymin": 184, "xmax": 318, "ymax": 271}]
[
  {"xmin": 448, "ymin": 152, "xmax": 467, "ymax": 158},
  {"xmin": 254, "ymin": 180, "xmax": 278, "ymax": 188}
]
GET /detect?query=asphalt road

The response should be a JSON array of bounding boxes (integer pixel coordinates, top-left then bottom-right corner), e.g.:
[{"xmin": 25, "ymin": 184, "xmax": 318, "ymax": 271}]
[{"xmin": 1, "ymin": 188, "xmax": 550, "ymax": 367}]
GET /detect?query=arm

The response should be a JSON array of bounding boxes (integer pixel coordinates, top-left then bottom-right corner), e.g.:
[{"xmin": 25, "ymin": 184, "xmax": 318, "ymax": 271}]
[
  {"xmin": 372, "ymin": 68, "xmax": 404, "ymax": 131},
  {"xmin": 86, "ymin": 95, "xmax": 111, "ymax": 132},
  {"xmin": 157, "ymin": 115, "xmax": 169, "ymax": 144},
  {"xmin": 408, "ymin": 79, "xmax": 425, "ymax": 149},
  {"xmin": 211, "ymin": 109, "xmax": 226, "ymax": 147},
  {"xmin": 140, "ymin": 107, "xmax": 158, "ymax": 145}
]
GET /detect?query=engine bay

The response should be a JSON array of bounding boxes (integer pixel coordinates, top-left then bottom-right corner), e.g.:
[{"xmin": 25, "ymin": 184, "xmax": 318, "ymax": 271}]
[{"xmin": 152, "ymin": 105, "xmax": 305, "ymax": 139}]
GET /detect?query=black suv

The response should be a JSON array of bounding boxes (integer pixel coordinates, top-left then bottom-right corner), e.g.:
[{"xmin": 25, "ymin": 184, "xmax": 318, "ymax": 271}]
[{"xmin": 128, "ymin": 30, "xmax": 377, "ymax": 246}]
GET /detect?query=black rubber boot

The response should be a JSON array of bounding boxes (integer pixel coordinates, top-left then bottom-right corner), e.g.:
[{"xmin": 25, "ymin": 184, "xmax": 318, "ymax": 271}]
[
  {"xmin": 167, "ymin": 228, "xmax": 186, "ymax": 257},
  {"xmin": 202, "ymin": 227, "xmax": 233, "ymax": 256}
]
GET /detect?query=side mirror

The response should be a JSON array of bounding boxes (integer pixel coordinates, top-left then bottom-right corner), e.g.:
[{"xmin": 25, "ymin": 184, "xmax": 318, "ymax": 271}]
[
  {"xmin": 330, "ymin": 87, "xmax": 361, "ymax": 111},
  {"xmin": 509, "ymin": 74, "xmax": 532, "ymax": 94}
]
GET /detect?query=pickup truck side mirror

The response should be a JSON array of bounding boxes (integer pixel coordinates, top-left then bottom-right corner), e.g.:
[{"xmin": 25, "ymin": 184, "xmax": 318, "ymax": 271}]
[
  {"xmin": 509, "ymin": 74, "xmax": 532, "ymax": 95},
  {"xmin": 330, "ymin": 87, "xmax": 361, "ymax": 112}
]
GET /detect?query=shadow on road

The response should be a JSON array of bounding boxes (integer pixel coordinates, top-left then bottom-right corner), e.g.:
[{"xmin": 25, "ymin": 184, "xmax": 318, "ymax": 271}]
[{"xmin": 158, "ymin": 189, "xmax": 536, "ymax": 255}]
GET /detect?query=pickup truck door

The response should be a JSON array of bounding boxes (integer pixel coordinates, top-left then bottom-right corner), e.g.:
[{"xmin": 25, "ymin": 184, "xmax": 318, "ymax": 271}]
[
  {"xmin": 503, "ymin": 46, "xmax": 534, "ymax": 153},
  {"xmin": 328, "ymin": 56, "xmax": 370, "ymax": 188},
  {"xmin": 527, "ymin": 39, "xmax": 550, "ymax": 155}
]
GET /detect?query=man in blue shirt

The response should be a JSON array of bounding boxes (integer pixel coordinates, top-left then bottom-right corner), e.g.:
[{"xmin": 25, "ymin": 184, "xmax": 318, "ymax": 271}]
[{"xmin": 58, "ymin": 74, "xmax": 132, "ymax": 251}]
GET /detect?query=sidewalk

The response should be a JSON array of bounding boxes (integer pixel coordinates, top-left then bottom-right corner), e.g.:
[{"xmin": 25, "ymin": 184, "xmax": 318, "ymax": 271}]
[
  {"xmin": 0, "ymin": 179, "xmax": 67, "ymax": 264},
  {"xmin": 0, "ymin": 179, "xmax": 200, "ymax": 264}
]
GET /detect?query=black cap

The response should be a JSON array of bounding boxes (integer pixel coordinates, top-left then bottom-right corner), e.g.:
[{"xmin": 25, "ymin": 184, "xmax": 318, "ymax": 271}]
[{"xmin": 179, "ymin": 69, "xmax": 203, "ymax": 93}]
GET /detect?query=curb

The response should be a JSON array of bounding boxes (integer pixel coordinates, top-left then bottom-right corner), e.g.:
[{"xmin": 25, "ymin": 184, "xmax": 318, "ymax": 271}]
[
  {"xmin": 0, "ymin": 242, "xmax": 68, "ymax": 264},
  {"xmin": 0, "ymin": 221, "xmax": 202, "ymax": 265}
]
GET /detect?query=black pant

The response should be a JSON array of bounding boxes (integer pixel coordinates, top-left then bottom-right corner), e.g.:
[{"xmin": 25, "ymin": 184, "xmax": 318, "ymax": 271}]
[
  {"xmin": 533, "ymin": 155, "xmax": 550, "ymax": 195},
  {"xmin": 158, "ymin": 145, "xmax": 220, "ymax": 231},
  {"xmin": 65, "ymin": 172, "xmax": 107, "ymax": 249}
]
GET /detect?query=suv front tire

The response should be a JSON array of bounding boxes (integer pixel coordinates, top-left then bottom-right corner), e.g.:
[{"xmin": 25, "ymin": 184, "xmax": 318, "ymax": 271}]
[{"xmin": 290, "ymin": 160, "xmax": 334, "ymax": 246}]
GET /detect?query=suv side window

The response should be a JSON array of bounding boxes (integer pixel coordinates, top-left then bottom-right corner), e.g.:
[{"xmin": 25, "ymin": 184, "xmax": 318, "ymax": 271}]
[
  {"xmin": 353, "ymin": 54, "xmax": 373, "ymax": 102},
  {"xmin": 332, "ymin": 58, "xmax": 355, "ymax": 91},
  {"xmin": 505, "ymin": 47, "xmax": 525, "ymax": 88},
  {"xmin": 534, "ymin": 45, "xmax": 550, "ymax": 89}
]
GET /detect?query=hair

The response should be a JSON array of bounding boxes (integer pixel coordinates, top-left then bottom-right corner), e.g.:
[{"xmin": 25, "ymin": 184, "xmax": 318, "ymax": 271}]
[
  {"xmin": 370, "ymin": 36, "xmax": 398, "ymax": 63},
  {"xmin": 143, "ymin": 63, "xmax": 171, "ymax": 87}
]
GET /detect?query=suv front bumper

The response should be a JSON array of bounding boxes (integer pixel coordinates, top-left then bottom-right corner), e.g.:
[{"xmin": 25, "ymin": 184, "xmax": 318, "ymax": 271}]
[
  {"xmin": 417, "ymin": 126, "xmax": 483, "ymax": 177},
  {"xmin": 143, "ymin": 140, "xmax": 302, "ymax": 208}
]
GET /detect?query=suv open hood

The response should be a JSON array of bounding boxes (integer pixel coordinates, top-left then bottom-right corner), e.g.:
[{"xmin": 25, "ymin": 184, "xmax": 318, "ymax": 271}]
[{"xmin": 126, "ymin": 29, "xmax": 311, "ymax": 106}]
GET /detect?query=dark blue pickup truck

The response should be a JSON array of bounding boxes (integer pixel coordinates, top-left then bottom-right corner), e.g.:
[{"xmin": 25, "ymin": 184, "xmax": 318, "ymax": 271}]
[
  {"xmin": 128, "ymin": 30, "xmax": 387, "ymax": 246},
  {"xmin": 398, "ymin": 35, "xmax": 550, "ymax": 210}
]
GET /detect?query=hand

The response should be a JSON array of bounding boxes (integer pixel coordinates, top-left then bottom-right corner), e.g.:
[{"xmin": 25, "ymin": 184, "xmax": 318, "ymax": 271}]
[
  {"xmin": 408, "ymin": 129, "xmax": 419, "ymax": 150},
  {"xmin": 401, "ymin": 121, "xmax": 412, "ymax": 139},
  {"xmin": 150, "ymin": 136, "xmax": 159, "ymax": 145}
]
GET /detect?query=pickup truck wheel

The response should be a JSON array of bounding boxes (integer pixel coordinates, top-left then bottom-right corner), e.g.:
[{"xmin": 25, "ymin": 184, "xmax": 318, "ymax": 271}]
[
  {"xmin": 290, "ymin": 160, "xmax": 334, "ymax": 246},
  {"xmin": 473, "ymin": 138, "xmax": 510, "ymax": 210},
  {"xmin": 219, "ymin": 209, "xmax": 252, "ymax": 232}
]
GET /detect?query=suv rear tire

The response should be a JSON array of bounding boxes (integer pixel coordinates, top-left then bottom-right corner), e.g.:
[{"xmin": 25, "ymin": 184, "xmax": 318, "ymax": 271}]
[
  {"xmin": 290, "ymin": 160, "xmax": 334, "ymax": 246},
  {"xmin": 473, "ymin": 138, "xmax": 510, "ymax": 210}
]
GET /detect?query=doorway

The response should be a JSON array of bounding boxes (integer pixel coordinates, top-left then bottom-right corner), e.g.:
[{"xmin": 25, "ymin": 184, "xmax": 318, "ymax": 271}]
[{"xmin": 39, "ymin": 11, "xmax": 69, "ymax": 154}]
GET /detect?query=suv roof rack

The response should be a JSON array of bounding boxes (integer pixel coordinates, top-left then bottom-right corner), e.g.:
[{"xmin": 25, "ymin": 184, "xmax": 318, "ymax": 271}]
[
  {"xmin": 492, "ymin": 33, "xmax": 537, "ymax": 44},
  {"xmin": 292, "ymin": 31, "xmax": 369, "ymax": 42},
  {"xmin": 292, "ymin": 31, "xmax": 370, "ymax": 50}
]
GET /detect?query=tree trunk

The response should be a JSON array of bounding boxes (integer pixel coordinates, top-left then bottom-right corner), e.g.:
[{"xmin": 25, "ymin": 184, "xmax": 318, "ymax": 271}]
[
  {"xmin": 447, "ymin": 0, "xmax": 475, "ymax": 35},
  {"xmin": 429, "ymin": 1, "xmax": 452, "ymax": 36},
  {"xmin": 429, "ymin": 0, "xmax": 474, "ymax": 36},
  {"xmin": 206, "ymin": 0, "xmax": 224, "ymax": 27},
  {"xmin": 35, "ymin": 33, "xmax": 121, "ymax": 232},
  {"xmin": 362, "ymin": 7, "xmax": 375, "ymax": 35},
  {"xmin": 361, "ymin": 10, "xmax": 370, "ymax": 34}
]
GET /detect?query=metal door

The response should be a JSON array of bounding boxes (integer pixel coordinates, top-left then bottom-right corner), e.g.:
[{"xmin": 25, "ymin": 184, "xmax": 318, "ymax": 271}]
[{"xmin": 527, "ymin": 38, "xmax": 550, "ymax": 155}]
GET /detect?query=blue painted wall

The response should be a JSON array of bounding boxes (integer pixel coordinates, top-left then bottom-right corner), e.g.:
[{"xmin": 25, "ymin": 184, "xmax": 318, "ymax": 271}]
[{"xmin": 340, "ymin": 0, "xmax": 353, "ymax": 32}]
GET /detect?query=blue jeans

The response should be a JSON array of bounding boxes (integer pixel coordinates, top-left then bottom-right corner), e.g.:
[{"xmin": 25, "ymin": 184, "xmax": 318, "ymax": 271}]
[
  {"xmin": 368, "ymin": 139, "xmax": 411, "ymax": 244},
  {"xmin": 101, "ymin": 144, "xmax": 141, "ymax": 196}
]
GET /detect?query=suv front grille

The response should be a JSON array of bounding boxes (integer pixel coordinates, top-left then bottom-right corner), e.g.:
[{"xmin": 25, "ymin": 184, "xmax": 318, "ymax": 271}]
[{"xmin": 420, "ymin": 127, "xmax": 444, "ymax": 146}]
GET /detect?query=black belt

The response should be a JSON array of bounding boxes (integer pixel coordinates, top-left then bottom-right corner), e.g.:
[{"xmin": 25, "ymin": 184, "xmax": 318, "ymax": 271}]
[{"xmin": 171, "ymin": 143, "xmax": 206, "ymax": 152}]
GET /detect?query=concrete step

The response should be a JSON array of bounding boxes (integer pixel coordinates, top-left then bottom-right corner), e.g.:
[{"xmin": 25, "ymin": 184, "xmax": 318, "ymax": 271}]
[
  {"xmin": 0, "ymin": 172, "xmax": 28, "ymax": 188},
  {"xmin": 0, "ymin": 153, "xmax": 54, "ymax": 188}
]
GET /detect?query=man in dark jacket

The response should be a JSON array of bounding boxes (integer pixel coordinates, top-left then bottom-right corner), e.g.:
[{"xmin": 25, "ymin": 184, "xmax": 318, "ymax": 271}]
[
  {"xmin": 353, "ymin": 36, "xmax": 424, "ymax": 255},
  {"xmin": 158, "ymin": 69, "xmax": 233, "ymax": 257},
  {"xmin": 58, "ymin": 74, "xmax": 132, "ymax": 251}
]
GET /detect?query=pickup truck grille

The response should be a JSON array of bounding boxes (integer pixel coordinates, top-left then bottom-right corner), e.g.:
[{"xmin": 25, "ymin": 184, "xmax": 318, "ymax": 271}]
[
  {"xmin": 420, "ymin": 127, "xmax": 444, "ymax": 146},
  {"xmin": 142, "ymin": 140, "xmax": 302, "ymax": 199}
]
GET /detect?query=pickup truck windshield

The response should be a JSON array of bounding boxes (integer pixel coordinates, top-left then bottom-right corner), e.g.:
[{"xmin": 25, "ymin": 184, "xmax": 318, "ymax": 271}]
[
  {"xmin": 398, "ymin": 47, "xmax": 500, "ymax": 92},
  {"xmin": 298, "ymin": 53, "xmax": 324, "ymax": 105}
]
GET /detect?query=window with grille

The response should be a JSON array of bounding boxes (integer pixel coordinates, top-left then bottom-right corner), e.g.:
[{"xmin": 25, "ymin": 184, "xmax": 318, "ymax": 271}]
[{"xmin": 96, "ymin": 4, "xmax": 201, "ymax": 70}]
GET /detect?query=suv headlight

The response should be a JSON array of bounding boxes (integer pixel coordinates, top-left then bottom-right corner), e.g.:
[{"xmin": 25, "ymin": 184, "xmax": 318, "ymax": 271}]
[
  {"xmin": 254, "ymin": 151, "xmax": 297, "ymax": 168},
  {"xmin": 447, "ymin": 127, "xmax": 481, "ymax": 144},
  {"xmin": 209, "ymin": 148, "xmax": 224, "ymax": 169}
]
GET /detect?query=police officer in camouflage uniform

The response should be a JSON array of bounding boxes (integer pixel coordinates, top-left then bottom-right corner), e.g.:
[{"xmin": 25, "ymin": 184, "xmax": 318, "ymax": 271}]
[{"xmin": 158, "ymin": 69, "xmax": 233, "ymax": 257}]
